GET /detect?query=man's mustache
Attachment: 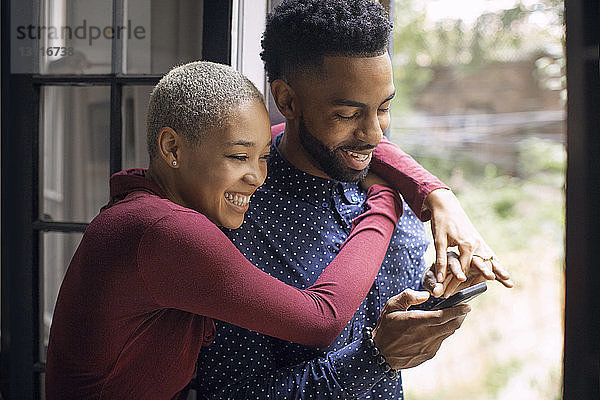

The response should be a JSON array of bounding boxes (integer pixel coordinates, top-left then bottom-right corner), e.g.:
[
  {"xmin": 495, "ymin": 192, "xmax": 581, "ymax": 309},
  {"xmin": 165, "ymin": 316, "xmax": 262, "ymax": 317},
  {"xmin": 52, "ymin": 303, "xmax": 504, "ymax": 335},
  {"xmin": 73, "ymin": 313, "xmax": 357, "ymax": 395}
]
[{"xmin": 338, "ymin": 143, "xmax": 377, "ymax": 152}]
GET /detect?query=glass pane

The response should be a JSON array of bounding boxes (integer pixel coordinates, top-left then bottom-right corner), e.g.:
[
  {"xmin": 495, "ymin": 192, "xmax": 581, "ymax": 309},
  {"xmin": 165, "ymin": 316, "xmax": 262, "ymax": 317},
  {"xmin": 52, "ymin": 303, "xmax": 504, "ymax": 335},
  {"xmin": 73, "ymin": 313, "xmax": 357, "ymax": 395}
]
[
  {"xmin": 122, "ymin": 86, "xmax": 153, "ymax": 170},
  {"xmin": 391, "ymin": 0, "xmax": 565, "ymax": 399},
  {"xmin": 40, "ymin": 231, "xmax": 84, "ymax": 362},
  {"xmin": 126, "ymin": 0, "xmax": 204, "ymax": 74},
  {"xmin": 38, "ymin": 0, "xmax": 113, "ymax": 74},
  {"xmin": 41, "ymin": 86, "xmax": 111, "ymax": 223}
]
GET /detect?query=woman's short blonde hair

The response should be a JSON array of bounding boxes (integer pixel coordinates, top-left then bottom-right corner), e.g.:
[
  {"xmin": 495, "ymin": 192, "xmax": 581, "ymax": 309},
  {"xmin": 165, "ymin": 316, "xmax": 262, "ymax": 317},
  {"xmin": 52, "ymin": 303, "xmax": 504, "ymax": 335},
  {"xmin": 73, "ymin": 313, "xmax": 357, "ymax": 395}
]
[{"xmin": 146, "ymin": 61, "xmax": 264, "ymax": 160}]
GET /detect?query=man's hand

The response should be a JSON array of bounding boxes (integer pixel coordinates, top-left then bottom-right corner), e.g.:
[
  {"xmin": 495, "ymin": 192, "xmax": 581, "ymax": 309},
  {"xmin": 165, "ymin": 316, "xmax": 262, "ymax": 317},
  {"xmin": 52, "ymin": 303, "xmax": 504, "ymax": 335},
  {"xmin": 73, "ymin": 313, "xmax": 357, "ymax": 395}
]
[
  {"xmin": 424, "ymin": 188, "xmax": 512, "ymax": 287},
  {"xmin": 372, "ymin": 289, "xmax": 470, "ymax": 370}
]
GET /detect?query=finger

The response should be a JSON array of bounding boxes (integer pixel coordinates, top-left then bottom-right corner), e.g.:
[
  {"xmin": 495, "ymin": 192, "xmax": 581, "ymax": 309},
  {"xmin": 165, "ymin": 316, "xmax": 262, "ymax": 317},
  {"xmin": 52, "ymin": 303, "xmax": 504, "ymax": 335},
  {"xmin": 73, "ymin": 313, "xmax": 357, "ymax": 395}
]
[
  {"xmin": 420, "ymin": 303, "xmax": 471, "ymax": 326},
  {"xmin": 431, "ymin": 282, "xmax": 445, "ymax": 298},
  {"xmin": 457, "ymin": 241, "xmax": 474, "ymax": 279},
  {"xmin": 423, "ymin": 269, "xmax": 446, "ymax": 298},
  {"xmin": 471, "ymin": 256, "xmax": 495, "ymax": 280},
  {"xmin": 491, "ymin": 259, "xmax": 511, "ymax": 281},
  {"xmin": 385, "ymin": 289, "xmax": 431, "ymax": 312},
  {"xmin": 422, "ymin": 269, "xmax": 437, "ymax": 293},
  {"xmin": 443, "ymin": 275, "xmax": 463, "ymax": 298},
  {"xmin": 433, "ymin": 235, "xmax": 449, "ymax": 282},
  {"xmin": 447, "ymin": 251, "xmax": 466, "ymax": 282}
]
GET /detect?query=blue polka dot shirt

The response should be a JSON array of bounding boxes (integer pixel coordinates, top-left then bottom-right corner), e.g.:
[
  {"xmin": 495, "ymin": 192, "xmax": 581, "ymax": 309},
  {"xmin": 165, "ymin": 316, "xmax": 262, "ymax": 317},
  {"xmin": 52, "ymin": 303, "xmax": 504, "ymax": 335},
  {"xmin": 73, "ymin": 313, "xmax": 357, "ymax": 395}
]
[{"xmin": 195, "ymin": 135, "xmax": 430, "ymax": 399}]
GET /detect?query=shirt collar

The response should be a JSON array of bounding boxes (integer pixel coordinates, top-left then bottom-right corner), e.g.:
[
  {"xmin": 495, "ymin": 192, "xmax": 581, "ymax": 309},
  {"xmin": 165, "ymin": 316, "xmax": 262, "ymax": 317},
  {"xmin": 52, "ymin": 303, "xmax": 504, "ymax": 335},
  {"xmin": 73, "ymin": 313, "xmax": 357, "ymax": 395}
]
[{"xmin": 264, "ymin": 134, "xmax": 364, "ymax": 208}]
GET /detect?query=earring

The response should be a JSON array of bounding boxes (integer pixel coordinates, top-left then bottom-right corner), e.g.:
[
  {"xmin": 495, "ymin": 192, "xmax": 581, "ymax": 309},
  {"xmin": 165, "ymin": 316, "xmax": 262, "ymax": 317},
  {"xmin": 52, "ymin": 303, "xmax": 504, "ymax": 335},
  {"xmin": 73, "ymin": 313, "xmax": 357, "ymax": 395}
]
[{"xmin": 172, "ymin": 160, "xmax": 177, "ymax": 166}]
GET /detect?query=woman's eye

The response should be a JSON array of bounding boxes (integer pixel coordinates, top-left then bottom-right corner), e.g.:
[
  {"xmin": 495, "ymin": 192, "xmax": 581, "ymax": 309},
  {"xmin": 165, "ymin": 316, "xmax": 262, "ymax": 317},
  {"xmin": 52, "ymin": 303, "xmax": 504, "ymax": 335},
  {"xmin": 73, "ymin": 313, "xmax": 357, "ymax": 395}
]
[
  {"xmin": 228, "ymin": 155, "xmax": 248, "ymax": 161},
  {"xmin": 260, "ymin": 153, "xmax": 271, "ymax": 161},
  {"xmin": 378, "ymin": 107, "xmax": 390, "ymax": 113}
]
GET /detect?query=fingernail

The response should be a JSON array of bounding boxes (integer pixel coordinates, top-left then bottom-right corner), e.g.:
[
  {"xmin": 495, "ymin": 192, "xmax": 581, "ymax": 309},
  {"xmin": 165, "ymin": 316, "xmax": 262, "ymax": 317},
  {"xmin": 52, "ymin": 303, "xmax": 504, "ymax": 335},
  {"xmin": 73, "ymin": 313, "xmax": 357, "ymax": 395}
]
[{"xmin": 437, "ymin": 273, "xmax": 444, "ymax": 282}]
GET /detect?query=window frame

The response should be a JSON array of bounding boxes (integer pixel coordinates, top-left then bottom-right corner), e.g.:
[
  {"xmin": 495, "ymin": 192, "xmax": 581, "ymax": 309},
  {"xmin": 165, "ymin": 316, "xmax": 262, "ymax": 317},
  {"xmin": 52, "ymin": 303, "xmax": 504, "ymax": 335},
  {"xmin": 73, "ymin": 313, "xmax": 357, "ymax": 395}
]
[{"xmin": 1, "ymin": 0, "xmax": 233, "ymax": 398}]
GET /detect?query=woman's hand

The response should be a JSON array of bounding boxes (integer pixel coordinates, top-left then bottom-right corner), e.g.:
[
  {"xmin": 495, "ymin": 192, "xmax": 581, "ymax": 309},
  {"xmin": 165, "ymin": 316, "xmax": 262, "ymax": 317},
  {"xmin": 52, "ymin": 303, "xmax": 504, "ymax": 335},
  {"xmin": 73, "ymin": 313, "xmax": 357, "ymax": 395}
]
[
  {"xmin": 423, "ymin": 251, "xmax": 514, "ymax": 298},
  {"xmin": 424, "ymin": 188, "xmax": 513, "ymax": 288}
]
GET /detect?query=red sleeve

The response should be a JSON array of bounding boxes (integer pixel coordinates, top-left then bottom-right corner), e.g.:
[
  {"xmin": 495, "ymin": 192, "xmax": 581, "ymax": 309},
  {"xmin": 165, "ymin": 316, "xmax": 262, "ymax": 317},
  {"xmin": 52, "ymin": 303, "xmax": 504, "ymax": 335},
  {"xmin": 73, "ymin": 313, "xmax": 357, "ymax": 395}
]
[
  {"xmin": 370, "ymin": 136, "xmax": 450, "ymax": 221},
  {"xmin": 137, "ymin": 185, "xmax": 401, "ymax": 349},
  {"xmin": 271, "ymin": 122, "xmax": 286, "ymax": 139}
]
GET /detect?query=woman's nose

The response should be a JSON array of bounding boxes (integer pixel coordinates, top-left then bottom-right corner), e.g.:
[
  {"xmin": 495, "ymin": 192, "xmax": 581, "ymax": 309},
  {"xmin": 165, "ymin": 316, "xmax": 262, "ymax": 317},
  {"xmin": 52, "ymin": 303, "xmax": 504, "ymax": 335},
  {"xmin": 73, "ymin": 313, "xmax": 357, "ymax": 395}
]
[{"xmin": 243, "ymin": 164, "xmax": 266, "ymax": 187}]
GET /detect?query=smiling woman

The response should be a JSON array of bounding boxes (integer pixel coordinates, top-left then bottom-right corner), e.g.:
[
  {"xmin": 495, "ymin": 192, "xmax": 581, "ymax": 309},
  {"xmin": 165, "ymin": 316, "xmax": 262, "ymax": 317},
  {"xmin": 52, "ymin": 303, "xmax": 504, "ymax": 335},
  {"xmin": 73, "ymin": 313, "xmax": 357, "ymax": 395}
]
[{"xmin": 147, "ymin": 99, "xmax": 272, "ymax": 229}]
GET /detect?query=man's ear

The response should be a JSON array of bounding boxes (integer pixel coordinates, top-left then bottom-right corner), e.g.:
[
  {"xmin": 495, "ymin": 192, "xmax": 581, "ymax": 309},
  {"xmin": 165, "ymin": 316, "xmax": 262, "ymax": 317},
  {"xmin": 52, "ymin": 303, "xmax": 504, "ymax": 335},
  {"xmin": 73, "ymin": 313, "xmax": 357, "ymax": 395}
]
[
  {"xmin": 157, "ymin": 127, "xmax": 180, "ymax": 168},
  {"xmin": 270, "ymin": 80, "xmax": 300, "ymax": 120}
]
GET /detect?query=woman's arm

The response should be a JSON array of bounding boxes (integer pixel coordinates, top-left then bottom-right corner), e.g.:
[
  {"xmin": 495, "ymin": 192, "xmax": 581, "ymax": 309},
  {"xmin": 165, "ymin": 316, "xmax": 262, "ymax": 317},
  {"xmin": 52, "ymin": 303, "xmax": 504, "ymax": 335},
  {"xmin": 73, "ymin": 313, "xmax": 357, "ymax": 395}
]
[
  {"xmin": 370, "ymin": 136, "xmax": 448, "ymax": 221},
  {"xmin": 370, "ymin": 138, "xmax": 512, "ymax": 290},
  {"xmin": 138, "ymin": 185, "xmax": 402, "ymax": 349}
]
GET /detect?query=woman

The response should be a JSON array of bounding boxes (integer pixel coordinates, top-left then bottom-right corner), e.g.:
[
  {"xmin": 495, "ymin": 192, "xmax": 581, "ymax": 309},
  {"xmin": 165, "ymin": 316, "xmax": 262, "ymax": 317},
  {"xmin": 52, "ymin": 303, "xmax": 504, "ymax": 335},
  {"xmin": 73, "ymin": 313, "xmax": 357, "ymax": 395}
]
[{"xmin": 45, "ymin": 61, "xmax": 407, "ymax": 399}]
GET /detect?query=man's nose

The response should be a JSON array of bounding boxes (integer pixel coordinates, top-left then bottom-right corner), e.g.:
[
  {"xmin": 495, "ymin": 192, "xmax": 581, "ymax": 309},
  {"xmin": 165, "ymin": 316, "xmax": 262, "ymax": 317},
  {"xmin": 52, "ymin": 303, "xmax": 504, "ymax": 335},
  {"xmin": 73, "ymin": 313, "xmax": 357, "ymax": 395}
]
[{"xmin": 357, "ymin": 112, "xmax": 384, "ymax": 146}]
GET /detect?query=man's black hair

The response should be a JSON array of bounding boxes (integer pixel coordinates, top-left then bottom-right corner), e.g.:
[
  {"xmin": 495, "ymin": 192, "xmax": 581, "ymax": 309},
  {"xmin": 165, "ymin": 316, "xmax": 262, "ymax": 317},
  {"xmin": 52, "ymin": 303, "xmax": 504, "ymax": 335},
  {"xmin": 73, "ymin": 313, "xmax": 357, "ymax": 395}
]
[{"xmin": 261, "ymin": 0, "xmax": 393, "ymax": 83}]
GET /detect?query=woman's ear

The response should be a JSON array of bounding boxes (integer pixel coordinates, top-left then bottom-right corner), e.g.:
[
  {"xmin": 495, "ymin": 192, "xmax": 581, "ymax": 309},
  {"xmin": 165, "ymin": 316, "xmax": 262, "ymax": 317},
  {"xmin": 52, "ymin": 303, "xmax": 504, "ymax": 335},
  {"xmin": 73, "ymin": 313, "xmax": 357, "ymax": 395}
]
[
  {"xmin": 270, "ymin": 80, "xmax": 299, "ymax": 120},
  {"xmin": 157, "ymin": 127, "xmax": 180, "ymax": 168}
]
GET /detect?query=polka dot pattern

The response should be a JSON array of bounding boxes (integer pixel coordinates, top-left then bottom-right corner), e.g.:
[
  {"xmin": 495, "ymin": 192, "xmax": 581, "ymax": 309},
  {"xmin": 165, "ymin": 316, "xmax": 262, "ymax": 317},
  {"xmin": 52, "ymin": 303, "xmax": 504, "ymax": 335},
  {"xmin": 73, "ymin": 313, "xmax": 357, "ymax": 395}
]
[{"xmin": 195, "ymin": 137, "xmax": 428, "ymax": 399}]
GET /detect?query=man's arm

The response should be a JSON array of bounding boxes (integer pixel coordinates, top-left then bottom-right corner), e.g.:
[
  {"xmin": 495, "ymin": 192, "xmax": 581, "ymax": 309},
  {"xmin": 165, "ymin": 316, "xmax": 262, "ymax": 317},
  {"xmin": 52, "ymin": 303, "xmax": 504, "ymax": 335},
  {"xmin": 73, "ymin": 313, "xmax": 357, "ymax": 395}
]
[{"xmin": 210, "ymin": 290, "xmax": 470, "ymax": 399}]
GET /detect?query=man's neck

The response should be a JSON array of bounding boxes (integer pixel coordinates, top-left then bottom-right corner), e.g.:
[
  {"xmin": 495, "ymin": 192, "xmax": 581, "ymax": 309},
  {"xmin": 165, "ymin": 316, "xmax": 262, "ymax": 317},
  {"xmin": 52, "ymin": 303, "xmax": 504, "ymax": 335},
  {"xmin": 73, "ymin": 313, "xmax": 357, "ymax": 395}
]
[{"xmin": 277, "ymin": 126, "xmax": 331, "ymax": 180}]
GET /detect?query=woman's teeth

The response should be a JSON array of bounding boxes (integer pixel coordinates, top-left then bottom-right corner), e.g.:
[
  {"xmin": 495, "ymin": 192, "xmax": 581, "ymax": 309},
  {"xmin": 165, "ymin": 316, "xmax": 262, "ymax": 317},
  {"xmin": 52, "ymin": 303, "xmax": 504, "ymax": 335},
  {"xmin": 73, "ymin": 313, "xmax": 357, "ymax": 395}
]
[
  {"xmin": 224, "ymin": 193, "xmax": 250, "ymax": 207},
  {"xmin": 346, "ymin": 150, "xmax": 370, "ymax": 162}
]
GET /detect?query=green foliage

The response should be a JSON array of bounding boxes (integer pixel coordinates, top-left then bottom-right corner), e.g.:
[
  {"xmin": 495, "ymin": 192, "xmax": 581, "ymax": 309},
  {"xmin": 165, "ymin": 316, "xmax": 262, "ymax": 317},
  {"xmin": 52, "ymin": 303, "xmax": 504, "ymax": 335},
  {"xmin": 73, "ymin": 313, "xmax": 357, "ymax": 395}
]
[
  {"xmin": 518, "ymin": 137, "xmax": 566, "ymax": 177},
  {"xmin": 483, "ymin": 358, "xmax": 525, "ymax": 396},
  {"xmin": 391, "ymin": 0, "xmax": 565, "ymax": 113},
  {"xmin": 390, "ymin": 3, "xmax": 565, "ymax": 399}
]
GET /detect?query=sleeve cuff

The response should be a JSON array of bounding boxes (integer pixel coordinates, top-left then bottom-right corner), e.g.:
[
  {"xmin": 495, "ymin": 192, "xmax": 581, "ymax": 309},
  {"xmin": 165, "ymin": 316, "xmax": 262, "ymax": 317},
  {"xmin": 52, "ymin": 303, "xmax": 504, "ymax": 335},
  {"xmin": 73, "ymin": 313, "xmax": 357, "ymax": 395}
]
[{"xmin": 327, "ymin": 338, "xmax": 387, "ymax": 396}]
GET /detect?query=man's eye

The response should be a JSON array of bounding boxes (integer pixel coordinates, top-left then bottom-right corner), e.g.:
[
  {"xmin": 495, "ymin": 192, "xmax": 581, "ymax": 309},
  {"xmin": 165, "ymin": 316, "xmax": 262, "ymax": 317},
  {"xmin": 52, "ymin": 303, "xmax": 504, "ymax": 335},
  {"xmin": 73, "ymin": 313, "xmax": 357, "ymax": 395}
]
[
  {"xmin": 336, "ymin": 113, "xmax": 359, "ymax": 120},
  {"xmin": 228, "ymin": 155, "xmax": 248, "ymax": 161},
  {"xmin": 378, "ymin": 107, "xmax": 390, "ymax": 113}
]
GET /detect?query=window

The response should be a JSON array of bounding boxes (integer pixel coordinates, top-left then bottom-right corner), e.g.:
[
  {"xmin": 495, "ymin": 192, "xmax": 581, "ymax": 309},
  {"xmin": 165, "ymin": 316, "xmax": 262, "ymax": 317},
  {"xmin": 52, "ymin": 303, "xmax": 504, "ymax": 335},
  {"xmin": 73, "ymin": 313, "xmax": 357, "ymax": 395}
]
[
  {"xmin": 389, "ymin": 1, "xmax": 565, "ymax": 398},
  {"xmin": 2, "ymin": 1, "xmax": 240, "ymax": 398}
]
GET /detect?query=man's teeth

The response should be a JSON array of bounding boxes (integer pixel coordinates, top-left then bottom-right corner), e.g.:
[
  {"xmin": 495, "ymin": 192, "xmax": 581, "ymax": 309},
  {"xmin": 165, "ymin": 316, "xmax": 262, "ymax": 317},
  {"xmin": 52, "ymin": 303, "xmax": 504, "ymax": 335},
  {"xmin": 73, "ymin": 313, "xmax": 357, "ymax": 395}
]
[
  {"xmin": 224, "ymin": 193, "xmax": 251, "ymax": 207},
  {"xmin": 346, "ymin": 151, "xmax": 370, "ymax": 162}
]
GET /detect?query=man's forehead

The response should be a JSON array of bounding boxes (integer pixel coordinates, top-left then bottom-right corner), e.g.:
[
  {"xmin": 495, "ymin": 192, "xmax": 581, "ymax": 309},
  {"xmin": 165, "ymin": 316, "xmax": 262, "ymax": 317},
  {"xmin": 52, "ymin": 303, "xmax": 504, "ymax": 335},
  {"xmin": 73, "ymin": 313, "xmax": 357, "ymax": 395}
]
[
  {"xmin": 321, "ymin": 53, "xmax": 391, "ymax": 73},
  {"xmin": 311, "ymin": 54, "xmax": 394, "ymax": 101}
]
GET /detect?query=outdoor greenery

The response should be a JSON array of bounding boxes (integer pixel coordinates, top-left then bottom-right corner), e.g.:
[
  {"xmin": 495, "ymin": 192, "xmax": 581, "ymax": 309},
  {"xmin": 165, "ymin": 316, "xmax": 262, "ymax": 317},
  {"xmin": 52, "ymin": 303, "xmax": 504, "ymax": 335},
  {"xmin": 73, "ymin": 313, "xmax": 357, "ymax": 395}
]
[
  {"xmin": 390, "ymin": 1, "xmax": 565, "ymax": 398},
  {"xmin": 392, "ymin": 0, "xmax": 565, "ymax": 112}
]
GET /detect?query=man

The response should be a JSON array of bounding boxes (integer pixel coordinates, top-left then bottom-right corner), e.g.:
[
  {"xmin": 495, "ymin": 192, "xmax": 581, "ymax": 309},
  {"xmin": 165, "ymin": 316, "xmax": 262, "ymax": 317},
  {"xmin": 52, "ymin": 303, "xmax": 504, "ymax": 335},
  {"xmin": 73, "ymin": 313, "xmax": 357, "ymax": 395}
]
[{"xmin": 195, "ymin": 1, "xmax": 511, "ymax": 398}]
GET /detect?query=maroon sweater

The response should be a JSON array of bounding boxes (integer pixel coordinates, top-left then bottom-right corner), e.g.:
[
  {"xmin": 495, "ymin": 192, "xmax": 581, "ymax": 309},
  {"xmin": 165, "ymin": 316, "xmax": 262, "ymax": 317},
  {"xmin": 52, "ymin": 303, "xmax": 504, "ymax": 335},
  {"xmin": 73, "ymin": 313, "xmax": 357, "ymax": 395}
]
[{"xmin": 45, "ymin": 170, "xmax": 404, "ymax": 400}]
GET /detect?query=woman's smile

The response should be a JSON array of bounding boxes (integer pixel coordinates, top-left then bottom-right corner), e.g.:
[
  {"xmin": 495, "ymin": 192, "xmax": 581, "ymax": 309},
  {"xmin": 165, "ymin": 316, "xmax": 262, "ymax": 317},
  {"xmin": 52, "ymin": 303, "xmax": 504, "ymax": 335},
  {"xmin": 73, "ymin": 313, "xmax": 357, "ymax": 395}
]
[{"xmin": 224, "ymin": 192, "xmax": 252, "ymax": 210}]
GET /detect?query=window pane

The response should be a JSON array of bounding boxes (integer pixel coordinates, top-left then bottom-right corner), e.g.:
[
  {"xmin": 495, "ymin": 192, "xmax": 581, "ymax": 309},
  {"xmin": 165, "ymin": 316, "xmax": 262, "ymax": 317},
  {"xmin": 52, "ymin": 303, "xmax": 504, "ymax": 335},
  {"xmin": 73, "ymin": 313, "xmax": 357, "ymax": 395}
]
[
  {"xmin": 38, "ymin": 0, "xmax": 113, "ymax": 74},
  {"xmin": 391, "ymin": 0, "xmax": 565, "ymax": 398},
  {"xmin": 126, "ymin": 0, "xmax": 204, "ymax": 74},
  {"xmin": 40, "ymin": 231, "xmax": 84, "ymax": 362},
  {"xmin": 122, "ymin": 86, "xmax": 153, "ymax": 169},
  {"xmin": 41, "ymin": 86, "xmax": 111, "ymax": 223}
]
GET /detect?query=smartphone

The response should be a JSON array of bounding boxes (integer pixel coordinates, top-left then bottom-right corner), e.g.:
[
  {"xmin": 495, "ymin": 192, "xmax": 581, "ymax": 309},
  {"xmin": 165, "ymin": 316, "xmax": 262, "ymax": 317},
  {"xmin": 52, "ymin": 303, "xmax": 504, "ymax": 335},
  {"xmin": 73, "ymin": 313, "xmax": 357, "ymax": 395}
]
[{"xmin": 411, "ymin": 282, "xmax": 487, "ymax": 311}]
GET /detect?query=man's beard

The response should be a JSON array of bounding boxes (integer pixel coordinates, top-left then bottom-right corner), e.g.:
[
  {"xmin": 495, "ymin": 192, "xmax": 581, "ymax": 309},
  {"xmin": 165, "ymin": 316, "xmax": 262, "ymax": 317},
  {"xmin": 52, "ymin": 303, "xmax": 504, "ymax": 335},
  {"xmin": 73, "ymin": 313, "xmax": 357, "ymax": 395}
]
[{"xmin": 297, "ymin": 117, "xmax": 371, "ymax": 182}]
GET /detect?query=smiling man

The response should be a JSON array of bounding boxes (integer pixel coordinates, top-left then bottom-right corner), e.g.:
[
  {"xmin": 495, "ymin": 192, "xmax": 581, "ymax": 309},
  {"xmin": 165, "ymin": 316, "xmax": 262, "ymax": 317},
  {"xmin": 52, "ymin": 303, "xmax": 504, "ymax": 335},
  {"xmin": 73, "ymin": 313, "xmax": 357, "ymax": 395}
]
[
  {"xmin": 277, "ymin": 54, "xmax": 395, "ymax": 183},
  {"xmin": 194, "ymin": 1, "xmax": 509, "ymax": 399}
]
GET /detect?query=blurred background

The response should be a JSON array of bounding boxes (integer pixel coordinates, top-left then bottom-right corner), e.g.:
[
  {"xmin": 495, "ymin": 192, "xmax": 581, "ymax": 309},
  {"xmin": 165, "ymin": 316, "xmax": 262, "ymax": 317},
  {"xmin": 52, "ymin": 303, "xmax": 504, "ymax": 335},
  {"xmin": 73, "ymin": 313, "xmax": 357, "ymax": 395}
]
[{"xmin": 388, "ymin": 1, "xmax": 565, "ymax": 399}]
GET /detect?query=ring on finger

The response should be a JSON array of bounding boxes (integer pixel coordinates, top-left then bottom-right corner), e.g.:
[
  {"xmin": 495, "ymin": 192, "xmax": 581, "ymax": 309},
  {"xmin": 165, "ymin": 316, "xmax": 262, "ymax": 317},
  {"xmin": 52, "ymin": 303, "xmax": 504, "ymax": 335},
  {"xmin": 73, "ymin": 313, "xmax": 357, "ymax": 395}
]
[{"xmin": 473, "ymin": 254, "xmax": 494, "ymax": 263}]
